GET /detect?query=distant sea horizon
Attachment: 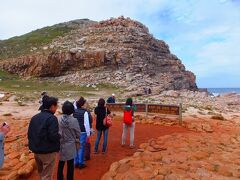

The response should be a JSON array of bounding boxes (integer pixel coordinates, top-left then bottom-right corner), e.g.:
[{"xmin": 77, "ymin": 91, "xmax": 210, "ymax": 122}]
[{"xmin": 206, "ymin": 88, "xmax": 240, "ymax": 95}]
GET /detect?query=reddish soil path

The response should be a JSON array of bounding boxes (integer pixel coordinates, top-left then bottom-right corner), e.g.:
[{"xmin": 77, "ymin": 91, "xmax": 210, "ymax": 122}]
[{"xmin": 28, "ymin": 120, "xmax": 189, "ymax": 180}]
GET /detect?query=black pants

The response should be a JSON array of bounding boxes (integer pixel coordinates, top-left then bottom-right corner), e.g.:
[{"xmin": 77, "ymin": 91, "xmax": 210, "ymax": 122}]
[{"xmin": 57, "ymin": 159, "xmax": 74, "ymax": 180}]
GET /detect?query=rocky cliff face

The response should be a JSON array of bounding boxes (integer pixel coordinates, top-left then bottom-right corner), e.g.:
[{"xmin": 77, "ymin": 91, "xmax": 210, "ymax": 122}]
[{"xmin": 0, "ymin": 16, "xmax": 197, "ymax": 92}]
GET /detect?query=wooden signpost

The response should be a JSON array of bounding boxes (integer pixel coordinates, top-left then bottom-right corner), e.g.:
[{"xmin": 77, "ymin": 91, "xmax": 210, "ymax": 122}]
[
  {"xmin": 147, "ymin": 104, "xmax": 179, "ymax": 115},
  {"xmin": 135, "ymin": 104, "xmax": 147, "ymax": 112},
  {"xmin": 106, "ymin": 103, "xmax": 124, "ymax": 111},
  {"xmin": 106, "ymin": 103, "xmax": 183, "ymax": 125},
  {"xmin": 106, "ymin": 103, "xmax": 146, "ymax": 112}
]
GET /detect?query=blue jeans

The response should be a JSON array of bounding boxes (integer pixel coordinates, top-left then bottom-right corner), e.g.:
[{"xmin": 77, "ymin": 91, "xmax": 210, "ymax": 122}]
[
  {"xmin": 75, "ymin": 132, "xmax": 87, "ymax": 165},
  {"xmin": 94, "ymin": 129, "xmax": 109, "ymax": 152},
  {"xmin": 0, "ymin": 133, "xmax": 4, "ymax": 168}
]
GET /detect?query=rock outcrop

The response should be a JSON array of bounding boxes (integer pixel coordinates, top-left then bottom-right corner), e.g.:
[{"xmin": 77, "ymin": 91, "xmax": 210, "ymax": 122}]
[
  {"xmin": 0, "ymin": 16, "xmax": 197, "ymax": 91},
  {"xmin": 0, "ymin": 51, "xmax": 105, "ymax": 77},
  {"xmin": 102, "ymin": 120, "xmax": 240, "ymax": 180},
  {"xmin": 0, "ymin": 119, "xmax": 36, "ymax": 180}
]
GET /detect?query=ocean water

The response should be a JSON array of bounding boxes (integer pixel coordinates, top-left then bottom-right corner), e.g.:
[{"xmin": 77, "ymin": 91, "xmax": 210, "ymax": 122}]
[{"xmin": 207, "ymin": 88, "xmax": 240, "ymax": 95}]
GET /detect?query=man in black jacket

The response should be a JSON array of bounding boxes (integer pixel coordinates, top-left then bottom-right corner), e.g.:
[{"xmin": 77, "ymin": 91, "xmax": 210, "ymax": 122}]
[{"xmin": 28, "ymin": 96, "xmax": 60, "ymax": 180}]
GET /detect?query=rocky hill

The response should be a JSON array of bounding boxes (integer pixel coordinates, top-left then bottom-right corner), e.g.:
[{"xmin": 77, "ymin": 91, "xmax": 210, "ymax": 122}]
[{"xmin": 0, "ymin": 16, "xmax": 197, "ymax": 93}]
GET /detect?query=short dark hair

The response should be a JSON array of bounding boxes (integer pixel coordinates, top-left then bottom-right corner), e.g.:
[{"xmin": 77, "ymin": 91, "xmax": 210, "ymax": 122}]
[
  {"xmin": 62, "ymin": 101, "xmax": 74, "ymax": 115},
  {"xmin": 77, "ymin": 97, "xmax": 86, "ymax": 108},
  {"xmin": 41, "ymin": 91, "xmax": 47, "ymax": 96},
  {"xmin": 42, "ymin": 96, "xmax": 58, "ymax": 110},
  {"xmin": 98, "ymin": 98, "xmax": 105, "ymax": 107},
  {"xmin": 126, "ymin": 98, "xmax": 133, "ymax": 106}
]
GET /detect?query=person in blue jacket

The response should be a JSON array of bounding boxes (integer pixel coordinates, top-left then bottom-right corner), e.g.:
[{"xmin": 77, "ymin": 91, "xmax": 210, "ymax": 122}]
[
  {"xmin": 0, "ymin": 123, "xmax": 10, "ymax": 168},
  {"xmin": 107, "ymin": 94, "xmax": 116, "ymax": 104}
]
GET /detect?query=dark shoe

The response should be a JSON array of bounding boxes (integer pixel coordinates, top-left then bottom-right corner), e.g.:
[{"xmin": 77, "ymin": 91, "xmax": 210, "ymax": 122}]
[
  {"xmin": 75, "ymin": 164, "xmax": 80, "ymax": 168},
  {"xmin": 79, "ymin": 164, "xmax": 87, "ymax": 169}
]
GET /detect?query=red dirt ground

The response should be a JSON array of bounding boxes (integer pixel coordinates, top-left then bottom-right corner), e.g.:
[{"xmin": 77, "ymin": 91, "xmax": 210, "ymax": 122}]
[{"xmin": 28, "ymin": 120, "xmax": 189, "ymax": 180}]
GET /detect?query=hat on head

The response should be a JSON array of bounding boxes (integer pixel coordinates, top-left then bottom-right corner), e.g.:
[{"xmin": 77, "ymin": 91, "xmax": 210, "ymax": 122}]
[{"xmin": 112, "ymin": 93, "xmax": 115, "ymax": 97}]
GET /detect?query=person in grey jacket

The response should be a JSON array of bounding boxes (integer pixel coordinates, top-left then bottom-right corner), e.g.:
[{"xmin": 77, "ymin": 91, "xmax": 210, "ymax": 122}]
[
  {"xmin": 57, "ymin": 101, "xmax": 80, "ymax": 180},
  {"xmin": 0, "ymin": 123, "xmax": 10, "ymax": 169}
]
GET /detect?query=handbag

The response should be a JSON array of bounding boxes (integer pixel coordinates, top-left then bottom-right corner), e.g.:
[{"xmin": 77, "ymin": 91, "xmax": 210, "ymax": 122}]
[{"xmin": 103, "ymin": 107, "xmax": 112, "ymax": 127}]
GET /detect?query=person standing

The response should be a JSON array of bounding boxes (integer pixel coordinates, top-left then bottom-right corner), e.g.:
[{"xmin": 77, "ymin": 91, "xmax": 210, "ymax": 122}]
[
  {"xmin": 74, "ymin": 100, "xmax": 93, "ymax": 134},
  {"xmin": 85, "ymin": 111, "xmax": 93, "ymax": 161},
  {"xmin": 0, "ymin": 123, "xmax": 10, "ymax": 169},
  {"xmin": 28, "ymin": 97, "xmax": 60, "ymax": 180},
  {"xmin": 57, "ymin": 101, "xmax": 80, "ymax": 180},
  {"xmin": 74, "ymin": 98, "xmax": 93, "ymax": 161},
  {"xmin": 73, "ymin": 97, "xmax": 90, "ymax": 169},
  {"xmin": 107, "ymin": 94, "xmax": 116, "ymax": 104},
  {"xmin": 38, "ymin": 92, "xmax": 49, "ymax": 111},
  {"xmin": 122, "ymin": 98, "xmax": 137, "ymax": 148},
  {"xmin": 94, "ymin": 98, "xmax": 111, "ymax": 154}
]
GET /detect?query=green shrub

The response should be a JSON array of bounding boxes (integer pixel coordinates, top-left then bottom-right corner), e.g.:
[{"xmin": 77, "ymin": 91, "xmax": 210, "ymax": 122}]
[{"xmin": 0, "ymin": 25, "xmax": 73, "ymax": 60}]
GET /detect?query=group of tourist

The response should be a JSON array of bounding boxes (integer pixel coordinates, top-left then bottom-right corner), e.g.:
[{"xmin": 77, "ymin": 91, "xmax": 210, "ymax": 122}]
[{"xmin": 25, "ymin": 93, "xmax": 136, "ymax": 180}]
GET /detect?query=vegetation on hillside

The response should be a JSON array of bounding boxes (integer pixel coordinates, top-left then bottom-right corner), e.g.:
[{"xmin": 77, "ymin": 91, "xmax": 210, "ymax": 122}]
[
  {"xmin": 0, "ymin": 19, "xmax": 95, "ymax": 60},
  {"xmin": 0, "ymin": 25, "xmax": 73, "ymax": 60},
  {"xmin": 0, "ymin": 70, "xmax": 92, "ymax": 93},
  {"xmin": 0, "ymin": 70, "xmax": 119, "ymax": 101}
]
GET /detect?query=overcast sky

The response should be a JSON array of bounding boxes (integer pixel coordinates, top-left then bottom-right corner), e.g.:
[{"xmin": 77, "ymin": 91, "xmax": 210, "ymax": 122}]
[{"xmin": 1, "ymin": 0, "xmax": 240, "ymax": 88}]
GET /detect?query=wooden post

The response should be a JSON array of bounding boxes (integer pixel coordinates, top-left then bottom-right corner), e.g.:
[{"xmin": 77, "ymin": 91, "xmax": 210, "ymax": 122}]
[
  {"xmin": 145, "ymin": 100, "xmax": 148, "ymax": 118},
  {"xmin": 179, "ymin": 103, "xmax": 183, "ymax": 125},
  {"xmin": 145, "ymin": 90, "xmax": 150, "ymax": 118}
]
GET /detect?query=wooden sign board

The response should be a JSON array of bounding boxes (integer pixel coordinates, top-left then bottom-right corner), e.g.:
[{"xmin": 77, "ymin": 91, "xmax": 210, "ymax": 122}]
[
  {"xmin": 147, "ymin": 104, "xmax": 180, "ymax": 115},
  {"xmin": 106, "ymin": 103, "xmax": 146, "ymax": 112},
  {"xmin": 135, "ymin": 103, "xmax": 146, "ymax": 112},
  {"xmin": 106, "ymin": 103, "xmax": 124, "ymax": 112},
  {"xmin": 106, "ymin": 103, "xmax": 182, "ymax": 125},
  {"xmin": 107, "ymin": 103, "xmax": 179, "ymax": 115}
]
